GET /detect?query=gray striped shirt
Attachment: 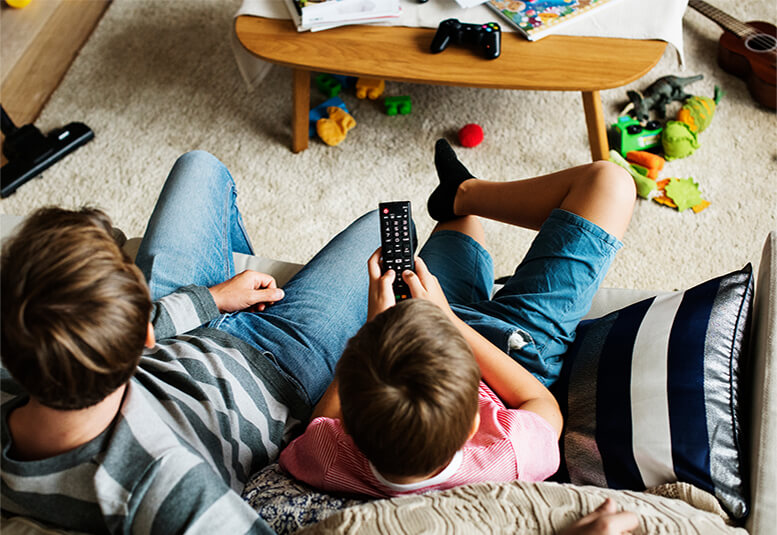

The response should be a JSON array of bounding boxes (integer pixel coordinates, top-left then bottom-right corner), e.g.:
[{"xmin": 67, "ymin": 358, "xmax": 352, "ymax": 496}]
[{"xmin": 2, "ymin": 285, "xmax": 309, "ymax": 534}]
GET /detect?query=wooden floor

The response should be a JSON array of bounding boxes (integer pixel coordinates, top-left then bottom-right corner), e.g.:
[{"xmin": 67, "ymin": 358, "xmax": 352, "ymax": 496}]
[{"xmin": 1, "ymin": 0, "xmax": 108, "ymax": 162}]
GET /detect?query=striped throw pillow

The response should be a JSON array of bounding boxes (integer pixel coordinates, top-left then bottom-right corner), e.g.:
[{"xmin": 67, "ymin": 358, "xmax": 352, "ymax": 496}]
[{"xmin": 552, "ymin": 265, "xmax": 754, "ymax": 519}]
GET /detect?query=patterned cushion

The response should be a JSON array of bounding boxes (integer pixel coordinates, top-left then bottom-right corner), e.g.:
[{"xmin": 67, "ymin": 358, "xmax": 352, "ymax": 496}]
[
  {"xmin": 241, "ymin": 463, "xmax": 365, "ymax": 534},
  {"xmin": 551, "ymin": 265, "xmax": 754, "ymax": 519}
]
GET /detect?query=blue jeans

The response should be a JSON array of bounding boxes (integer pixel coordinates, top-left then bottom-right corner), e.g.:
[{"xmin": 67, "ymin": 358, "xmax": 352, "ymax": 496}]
[{"xmin": 135, "ymin": 151, "xmax": 379, "ymax": 405}]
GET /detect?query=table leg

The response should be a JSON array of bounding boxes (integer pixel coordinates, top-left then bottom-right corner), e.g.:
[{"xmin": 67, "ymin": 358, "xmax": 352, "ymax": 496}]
[
  {"xmin": 581, "ymin": 90, "xmax": 609, "ymax": 162},
  {"xmin": 292, "ymin": 69, "xmax": 310, "ymax": 153}
]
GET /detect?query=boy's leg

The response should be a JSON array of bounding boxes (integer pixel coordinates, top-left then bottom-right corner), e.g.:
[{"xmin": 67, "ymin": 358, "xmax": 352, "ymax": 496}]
[
  {"xmin": 135, "ymin": 151, "xmax": 253, "ymax": 300},
  {"xmin": 214, "ymin": 211, "xmax": 380, "ymax": 405},
  {"xmin": 426, "ymin": 140, "xmax": 635, "ymax": 386},
  {"xmin": 429, "ymin": 139, "xmax": 635, "ymax": 240}
]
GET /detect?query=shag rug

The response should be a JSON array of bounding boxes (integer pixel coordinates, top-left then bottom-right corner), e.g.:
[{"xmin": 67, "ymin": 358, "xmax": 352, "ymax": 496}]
[{"xmin": 1, "ymin": 0, "xmax": 775, "ymax": 291}]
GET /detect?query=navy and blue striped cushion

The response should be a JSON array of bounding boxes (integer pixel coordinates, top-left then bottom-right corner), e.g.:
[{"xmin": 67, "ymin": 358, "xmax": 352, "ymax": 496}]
[{"xmin": 552, "ymin": 264, "xmax": 753, "ymax": 519}]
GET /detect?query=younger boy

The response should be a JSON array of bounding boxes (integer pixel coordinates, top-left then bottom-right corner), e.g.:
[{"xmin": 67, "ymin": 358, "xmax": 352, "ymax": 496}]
[{"xmin": 280, "ymin": 139, "xmax": 636, "ymax": 497}]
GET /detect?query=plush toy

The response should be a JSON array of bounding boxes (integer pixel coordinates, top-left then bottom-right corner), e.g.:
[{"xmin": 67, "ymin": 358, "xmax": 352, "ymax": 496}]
[
  {"xmin": 458, "ymin": 124, "xmax": 483, "ymax": 147},
  {"xmin": 661, "ymin": 121, "xmax": 700, "ymax": 160},
  {"xmin": 316, "ymin": 107, "xmax": 356, "ymax": 146},
  {"xmin": 653, "ymin": 177, "xmax": 710, "ymax": 213},
  {"xmin": 675, "ymin": 86, "xmax": 724, "ymax": 133},
  {"xmin": 609, "ymin": 150, "xmax": 656, "ymax": 199},
  {"xmin": 662, "ymin": 86, "xmax": 723, "ymax": 160}
]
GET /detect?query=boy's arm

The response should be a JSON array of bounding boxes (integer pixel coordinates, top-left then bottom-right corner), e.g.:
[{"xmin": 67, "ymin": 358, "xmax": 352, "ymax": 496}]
[
  {"xmin": 449, "ymin": 315, "xmax": 562, "ymax": 438},
  {"xmin": 151, "ymin": 270, "xmax": 285, "ymax": 340},
  {"xmin": 403, "ymin": 258, "xmax": 563, "ymax": 438},
  {"xmin": 311, "ymin": 378, "xmax": 342, "ymax": 421}
]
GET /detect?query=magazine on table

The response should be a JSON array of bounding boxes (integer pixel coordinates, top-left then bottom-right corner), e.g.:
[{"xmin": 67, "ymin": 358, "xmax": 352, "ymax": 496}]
[
  {"xmin": 283, "ymin": 0, "xmax": 402, "ymax": 32},
  {"xmin": 485, "ymin": 0, "xmax": 623, "ymax": 41}
]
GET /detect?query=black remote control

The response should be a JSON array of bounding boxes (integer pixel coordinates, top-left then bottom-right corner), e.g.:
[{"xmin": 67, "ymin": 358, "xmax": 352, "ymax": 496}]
[{"xmin": 379, "ymin": 201, "xmax": 415, "ymax": 302}]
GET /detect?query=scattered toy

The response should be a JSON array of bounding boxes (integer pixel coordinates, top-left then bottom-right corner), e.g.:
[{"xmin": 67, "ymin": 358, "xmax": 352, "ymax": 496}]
[
  {"xmin": 384, "ymin": 96, "xmax": 412, "ymax": 116},
  {"xmin": 622, "ymin": 74, "xmax": 704, "ymax": 121},
  {"xmin": 609, "ymin": 150, "xmax": 656, "ymax": 199},
  {"xmin": 458, "ymin": 123, "xmax": 484, "ymax": 147},
  {"xmin": 662, "ymin": 86, "xmax": 723, "ymax": 160},
  {"xmin": 676, "ymin": 86, "xmax": 724, "ymax": 133},
  {"xmin": 316, "ymin": 107, "xmax": 356, "ymax": 146},
  {"xmin": 329, "ymin": 74, "xmax": 357, "ymax": 89},
  {"xmin": 611, "ymin": 116, "xmax": 662, "ymax": 156},
  {"xmin": 315, "ymin": 74, "xmax": 342, "ymax": 98},
  {"xmin": 355, "ymin": 78, "xmax": 385, "ymax": 100},
  {"xmin": 661, "ymin": 120, "xmax": 700, "ymax": 160},
  {"xmin": 653, "ymin": 177, "xmax": 710, "ymax": 213},
  {"xmin": 309, "ymin": 97, "xmax": 349, "ymax": 137},
  {"xmin": 626, "ymin": 150, "xmax": 664, "ymax": 179}
]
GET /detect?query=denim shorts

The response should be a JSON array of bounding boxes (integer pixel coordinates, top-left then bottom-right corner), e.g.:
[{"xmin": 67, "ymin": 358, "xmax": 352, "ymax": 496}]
[{"xmin": 419, "ymin": 209, "xmax": 622, "ymax": 387}]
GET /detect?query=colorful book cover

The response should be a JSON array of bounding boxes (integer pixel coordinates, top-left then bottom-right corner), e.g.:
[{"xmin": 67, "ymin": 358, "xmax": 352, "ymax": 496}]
[{"xmin": 486, "ymin": 0, "xmax": 620, "ymax": 41}]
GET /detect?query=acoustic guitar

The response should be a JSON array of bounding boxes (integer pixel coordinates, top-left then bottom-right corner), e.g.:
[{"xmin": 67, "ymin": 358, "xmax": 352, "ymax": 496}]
[{"xmin": 689, "ymin": 0, "xmax": 776, "ymax": 110}]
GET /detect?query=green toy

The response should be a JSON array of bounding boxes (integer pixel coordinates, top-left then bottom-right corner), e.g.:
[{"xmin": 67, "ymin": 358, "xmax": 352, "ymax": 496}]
[
  {"xmin": 676, "ymin": 86, "xmax": 724, "ymax": 133},
  {"xmin": 664, "ymin": 177, "xmax": 704, "ymax": 212},
  {"xmin": 609, "ymin": 150, "xmax": 656, "ymax": 199},
  {"xmin": 661, "ymin": 121, "xmax": 700, "ymax": 161},
  {"xmin": 315, "ymin": 74, "xmax": 341, "ymax": 98},
  {"xmin": 384, "ymin": 96, "xmax": 411, "ymax": 116},
  {"xmin": 662, "ymin": 86, "xmax": 724, "ymax": 160},
  {"xmin": 612, "ymin": 116, "xmax": 662, "ymax": 156}
]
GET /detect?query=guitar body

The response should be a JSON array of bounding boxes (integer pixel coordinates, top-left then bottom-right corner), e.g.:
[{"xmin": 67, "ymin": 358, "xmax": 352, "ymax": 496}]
[{"xmin": 717, "ymin": 20, "xmax": 777, "ymax": 110}]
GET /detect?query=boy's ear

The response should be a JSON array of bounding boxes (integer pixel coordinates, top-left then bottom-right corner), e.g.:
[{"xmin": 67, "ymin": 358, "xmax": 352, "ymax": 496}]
[
  {"xmin": 145, "ymin": 323, "xmax": 156, "ymax": 348},
  {"xmin": 467, "ymin": 412, "xmax": 480, "ymax": 441}
]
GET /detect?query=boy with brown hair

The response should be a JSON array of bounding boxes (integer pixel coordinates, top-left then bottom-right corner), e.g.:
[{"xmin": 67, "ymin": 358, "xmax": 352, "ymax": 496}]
[
  {"xmin": 1, "ymin": 150, "xmax": 386, "ymax": 534},
  {"xmin": 280, "ymin": 140, "xmax": 638, "ymax": 501}
]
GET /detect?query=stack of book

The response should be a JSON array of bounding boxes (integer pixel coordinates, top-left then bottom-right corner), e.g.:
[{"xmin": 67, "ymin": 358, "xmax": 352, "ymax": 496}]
[{"xmin": 284, "ymin": 0, "xmax": 402, "ymax": 32}]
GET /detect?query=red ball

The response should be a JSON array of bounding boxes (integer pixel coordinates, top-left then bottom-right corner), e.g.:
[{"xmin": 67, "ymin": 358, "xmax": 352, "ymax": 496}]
[{"xmin": 458, "ymin": 123, "xmax": 484, "ymax": 147}]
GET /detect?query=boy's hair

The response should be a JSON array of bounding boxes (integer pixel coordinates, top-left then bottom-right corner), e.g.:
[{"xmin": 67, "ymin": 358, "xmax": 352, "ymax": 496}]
[
  {"xmin": 1, "ymin": 207, "xmax": 151, "ymax": 410},
  {"xmin": 337, "ymin": 299, "xmax": 480, "ymax": 478}
]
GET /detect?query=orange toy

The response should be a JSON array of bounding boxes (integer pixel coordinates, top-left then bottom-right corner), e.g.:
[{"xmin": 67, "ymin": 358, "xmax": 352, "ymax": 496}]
[
  {"xmin": 316, "ymin": 107, "xmax": 356, "ymax": 146},
  {"xmin": 626, "ymin": 150, "xmax": 664, "ymax": 180}
]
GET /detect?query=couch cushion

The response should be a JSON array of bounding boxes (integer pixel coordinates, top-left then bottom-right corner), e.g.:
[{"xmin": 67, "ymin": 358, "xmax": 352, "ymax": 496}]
[
  {"xmin": 551, "ymin": 265, "xmax": 754, "ymax": 519},
  {"xmin": 297, "ymin": 480, "xmax": 745, "ymax": 534}
]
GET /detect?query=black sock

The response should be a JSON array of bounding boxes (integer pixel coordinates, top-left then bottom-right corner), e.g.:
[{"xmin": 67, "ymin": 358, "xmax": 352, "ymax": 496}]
[{"xmin": 427, "ymin": 139, "xmax": 474, "ymax": 222}]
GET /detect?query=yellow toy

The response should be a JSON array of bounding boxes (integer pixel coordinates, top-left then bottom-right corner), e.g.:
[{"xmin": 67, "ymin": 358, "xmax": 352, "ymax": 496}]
[
  {"xmin": 6, "ymin": 0, "xmax": 32, "ymax": 7},
  {"xmin": 355, "ymin": 78, "xmax": 385, "ymax": 100},
  {"xmin": 316, "ymin": 107, "xmax": 356, "ymax": 146}
]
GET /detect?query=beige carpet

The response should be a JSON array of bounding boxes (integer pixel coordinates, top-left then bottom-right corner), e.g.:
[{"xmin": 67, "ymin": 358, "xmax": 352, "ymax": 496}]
[{"xmin": 1, "ymin": 0, "xmax": 775, "ymax": 291}]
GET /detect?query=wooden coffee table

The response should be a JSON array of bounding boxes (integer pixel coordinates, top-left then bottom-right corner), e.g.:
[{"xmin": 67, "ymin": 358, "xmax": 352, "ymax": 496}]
[{"xmin": 235, "ymin": 16, "xmax": 665, "ymax": 160}]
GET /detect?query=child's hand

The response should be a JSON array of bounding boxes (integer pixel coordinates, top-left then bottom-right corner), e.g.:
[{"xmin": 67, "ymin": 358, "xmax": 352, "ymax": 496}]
[
  {"xmin": 402, "ymin": 257, "xmax": 456, "ymax": 321},
  {"xmin": 559, "ymin": 499, "xmax": 639, "ymax": 535},
  {"xmin": 367, "ymin": 248, "xmax": 397, "ymax": 321},
  {"xmin": 209, "ymin": 270, "xmax": 284, "ymax": 313}
]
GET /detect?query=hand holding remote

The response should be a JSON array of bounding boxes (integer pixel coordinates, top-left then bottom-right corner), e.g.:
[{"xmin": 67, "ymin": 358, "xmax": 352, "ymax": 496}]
[
  {"xmin": 401, "ymin": 257, "xmax": 457, "ymax": 322},
  {"xmin": 378, "ymin": 201, "xmax": 415, "ymax": 302}
]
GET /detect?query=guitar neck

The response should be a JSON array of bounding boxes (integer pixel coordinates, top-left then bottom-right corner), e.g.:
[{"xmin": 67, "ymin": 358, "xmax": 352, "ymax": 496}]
[{"xmin": 688, "ymin": 0, "xmax": 756, "ymax": 38}]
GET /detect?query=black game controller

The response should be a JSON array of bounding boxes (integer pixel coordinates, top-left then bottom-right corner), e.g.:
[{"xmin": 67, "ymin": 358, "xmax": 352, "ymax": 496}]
[{"xmin": 430, "ymin": 18, "xmax": 501, "ymax": 60}]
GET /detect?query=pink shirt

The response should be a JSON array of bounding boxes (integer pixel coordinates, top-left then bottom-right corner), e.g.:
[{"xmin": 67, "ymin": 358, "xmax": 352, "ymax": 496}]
[{"xmin": 279, "ymin": 381, "xmax": 559, "ymax": 498}]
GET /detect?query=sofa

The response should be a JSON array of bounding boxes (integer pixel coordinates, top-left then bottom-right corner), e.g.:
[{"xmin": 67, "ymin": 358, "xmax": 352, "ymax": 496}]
[{"xmin": 1, "ymin": 215, "xmax": 774, "ymax": 534}]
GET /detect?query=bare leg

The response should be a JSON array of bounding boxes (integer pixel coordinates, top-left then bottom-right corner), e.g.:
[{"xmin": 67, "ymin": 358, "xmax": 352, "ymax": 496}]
[
  {"xmin": 431, "ymin": 216, "xmax": 486, "ymax": 247},
  {"xmin": 454, "ymin": 160, "xmax": 636, "ymax": 240}
]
